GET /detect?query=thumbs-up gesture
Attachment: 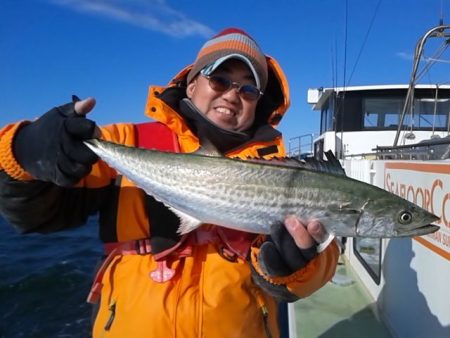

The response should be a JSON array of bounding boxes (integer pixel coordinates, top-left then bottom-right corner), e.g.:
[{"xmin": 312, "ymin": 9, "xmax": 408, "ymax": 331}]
[{"xmin": 13, "ymin": 96, "xmax": 99, "ymax": 186}]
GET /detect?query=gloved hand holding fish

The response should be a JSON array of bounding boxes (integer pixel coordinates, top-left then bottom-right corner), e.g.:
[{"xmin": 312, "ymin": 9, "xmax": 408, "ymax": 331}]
[
  {"xmin": 258, "ymin": 220, "xmax": 320, "ymax": 277},
  {"xmin": 84, "ymin": 138, "xmax": 440, "ymax": 240}
]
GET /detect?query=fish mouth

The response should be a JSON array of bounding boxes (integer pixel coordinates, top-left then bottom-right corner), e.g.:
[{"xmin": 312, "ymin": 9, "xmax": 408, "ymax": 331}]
[{"xmin": 397, "ymin": 224, "xmax": 440, "ymax": 237}]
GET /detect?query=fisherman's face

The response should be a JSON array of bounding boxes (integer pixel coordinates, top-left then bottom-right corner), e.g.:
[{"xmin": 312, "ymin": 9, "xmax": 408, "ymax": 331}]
[{"xmin": 187, "ymin": 59, "xmax": 259, "ymax": 132}]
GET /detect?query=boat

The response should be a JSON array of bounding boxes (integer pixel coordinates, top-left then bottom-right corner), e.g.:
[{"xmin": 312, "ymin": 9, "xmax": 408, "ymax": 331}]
[{"xmin": 288, "ymin": 24, "xmax": 450, "ymax": 338}]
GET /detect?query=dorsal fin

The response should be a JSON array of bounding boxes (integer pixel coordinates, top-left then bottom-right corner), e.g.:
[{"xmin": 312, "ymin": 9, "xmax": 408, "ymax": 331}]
[
  {"xmin": 245, "ymin": 151, "xmax": 346, "ymax": 176},
  {"xmin": 319, "ymin": 151, "xmax": 346, "ymax": 175}
]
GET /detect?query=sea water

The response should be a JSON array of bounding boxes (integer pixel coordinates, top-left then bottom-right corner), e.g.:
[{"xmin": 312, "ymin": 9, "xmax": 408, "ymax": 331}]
[{"xmin": 0, "ymin": 216, "xmax": 102, "ymax": 337}]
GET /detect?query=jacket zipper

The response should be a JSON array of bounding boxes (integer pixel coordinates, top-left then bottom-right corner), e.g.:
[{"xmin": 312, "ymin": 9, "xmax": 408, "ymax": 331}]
[
  {"xmin": 261, "ymin": 304, "xmax": 273, "ymax": 338},
  {"xmin": 255, "ymin": 289, "xmax": 273, "ymax": 338},
  {"xmin": 104, "ymin": 300, "xmax": 116, "ymax": 331}
]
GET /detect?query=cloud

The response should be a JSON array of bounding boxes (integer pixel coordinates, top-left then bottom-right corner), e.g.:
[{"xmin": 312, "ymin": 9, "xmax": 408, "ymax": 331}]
[
  {"xmin": 396, "ymin": 51, "xmax": 414, "ymax": 61},
  {"xmin": 396, "ymin": 51, "xmax": 450, "ymax": 65},
  {"xmin": 50, "ymin": 0, "xmax": 214, "ymax": 38}
]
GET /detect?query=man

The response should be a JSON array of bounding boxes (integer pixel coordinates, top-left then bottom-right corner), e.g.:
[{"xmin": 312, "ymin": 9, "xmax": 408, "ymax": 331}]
[{"xmin": 0, "ymin": 28, "xmax": 339, "ymax": 338}]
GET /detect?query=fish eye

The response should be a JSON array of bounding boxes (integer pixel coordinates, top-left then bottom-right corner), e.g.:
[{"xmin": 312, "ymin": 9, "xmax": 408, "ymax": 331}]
[{"xmin": 398, "ymin": 211, "xmax": 413, "ymax": 225}]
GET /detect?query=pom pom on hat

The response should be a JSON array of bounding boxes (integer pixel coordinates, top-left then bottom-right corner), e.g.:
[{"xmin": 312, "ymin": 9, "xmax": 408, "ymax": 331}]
[{"xmin": 187, "ymin": 28, "xmax": 268, "ymax": 91}]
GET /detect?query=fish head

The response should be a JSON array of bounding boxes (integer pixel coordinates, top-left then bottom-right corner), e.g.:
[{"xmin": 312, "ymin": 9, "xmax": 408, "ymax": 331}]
[{"xmin": 355, "ymin": 197, "xmax": 440, "ymax": 238}]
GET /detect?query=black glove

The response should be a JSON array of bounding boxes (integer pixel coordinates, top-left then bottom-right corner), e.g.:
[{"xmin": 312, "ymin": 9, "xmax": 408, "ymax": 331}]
[
  {"xmin": 258, "ymin": 222, "xmax": 318, "ymax": 277},
  {"xmin": 13, "ymin": 96, "xmax": 98, "ymax": 187}
]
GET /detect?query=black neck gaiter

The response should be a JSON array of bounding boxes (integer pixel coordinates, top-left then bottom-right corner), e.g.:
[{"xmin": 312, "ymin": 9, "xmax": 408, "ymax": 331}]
[{"xmin": 178, "ymin": 98, "xmax": 254, "ymax": 154}]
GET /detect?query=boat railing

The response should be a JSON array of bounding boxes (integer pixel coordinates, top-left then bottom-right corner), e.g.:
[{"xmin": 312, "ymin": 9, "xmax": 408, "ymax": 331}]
[
  {"xmin": 288, "ymin": 134, "xmax": 314, "ymax": 159},
  {"xmin": 343, "ymin": 152, "xmax": 378, "ymax": 160},
  {"xmin": 377, "ymin": 135, "xmax": 450, "ymax": 160},
  {"xmin": 394, "ymin": 24, "xmax": 450, "ymax": 146}
]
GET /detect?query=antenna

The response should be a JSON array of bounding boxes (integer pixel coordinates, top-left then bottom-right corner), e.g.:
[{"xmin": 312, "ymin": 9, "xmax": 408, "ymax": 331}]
[
  {"xmin": 338, "ymin": 0, "xmax": 348, "ymax": 159},
  {"xmin": 347, "ymin": 0, "xmax": 383, "ymax": 86}
]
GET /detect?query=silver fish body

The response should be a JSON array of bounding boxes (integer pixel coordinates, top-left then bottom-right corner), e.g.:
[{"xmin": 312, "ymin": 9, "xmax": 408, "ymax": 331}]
[{"xmin": 84, "ymin": 139, "xmax": 440, "ymax": 238}]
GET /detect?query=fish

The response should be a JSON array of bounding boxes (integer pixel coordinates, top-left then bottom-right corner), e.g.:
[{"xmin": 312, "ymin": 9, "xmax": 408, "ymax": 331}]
[{"xmin": 84, "ymin": 139, "xmax": 440, "ymax": 238}]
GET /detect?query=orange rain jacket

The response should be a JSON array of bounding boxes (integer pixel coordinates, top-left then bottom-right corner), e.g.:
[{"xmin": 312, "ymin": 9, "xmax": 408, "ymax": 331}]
[{"xmin": 0, "ymin": 56, "xmax": 339, "ymax": 338}]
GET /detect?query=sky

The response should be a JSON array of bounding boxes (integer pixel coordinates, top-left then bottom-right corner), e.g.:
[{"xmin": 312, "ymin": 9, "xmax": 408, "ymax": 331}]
[{"xmin": 1, "ymin": 0, "xmax": 450, "ymax": 144}]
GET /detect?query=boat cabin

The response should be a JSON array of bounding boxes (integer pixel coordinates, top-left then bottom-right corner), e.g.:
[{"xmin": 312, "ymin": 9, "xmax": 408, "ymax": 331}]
[{"xmin": 308, "ymin": 84, "xmax": 450, "ymax": 159}]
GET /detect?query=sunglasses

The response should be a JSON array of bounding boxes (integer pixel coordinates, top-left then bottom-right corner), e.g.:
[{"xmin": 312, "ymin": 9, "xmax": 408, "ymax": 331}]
[{"xmin": 202, "ymin": 74, "xmax": 263, "ymax": 101}]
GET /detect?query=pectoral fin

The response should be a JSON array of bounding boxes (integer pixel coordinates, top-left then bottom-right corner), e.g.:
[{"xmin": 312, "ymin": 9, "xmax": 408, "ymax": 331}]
[
  {"xmin": 169, "ymin": 207, "xmax": 204, "ymax": 234},
  {"xmin": 336, "ymin": 202, "xmax": 361, "ymax": 214}
]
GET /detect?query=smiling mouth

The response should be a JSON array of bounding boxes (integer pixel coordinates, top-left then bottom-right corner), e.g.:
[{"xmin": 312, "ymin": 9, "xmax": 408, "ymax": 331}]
[{"xmin": 215, "ymin": 107, "xmax": 236, "ymax": 118}]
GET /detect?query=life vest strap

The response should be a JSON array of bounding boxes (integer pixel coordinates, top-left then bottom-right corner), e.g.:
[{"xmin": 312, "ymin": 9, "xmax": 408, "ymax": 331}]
[
  {"xmin": 89, "ymin": 227, "xmax": 257, "ymax": 303},
  {"xmin": 89, "ymin": 238, "xmax": 188, "ymax": 304},
  {"xmin": 104, "ymin": 239, "xmax": 152, "ymax": 256}
]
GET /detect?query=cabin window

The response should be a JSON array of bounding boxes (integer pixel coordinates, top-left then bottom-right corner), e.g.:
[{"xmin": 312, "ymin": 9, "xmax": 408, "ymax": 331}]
[
  {"xmin": 363, "ymin": 97, "xmax": 450, "ymax": 131},
  {"xmin": 353, "ymin": 238, "xmax": 382, "ymax": 284},
  {"xmin": 320, "ymin": 100, "xmax": 335, "ymax": 133},
  {"xmin": 413, "ymin": 98, "xmax": 450, "ymax": 130},
  {"xmin": 334, "ymin": 97, "xmax": 362, "ymax": 131},
  {"xmin": 320, "ymin": 106, "xmax": 330, "ymax": 133},
  {"xmin": 363, "ymin": 98, "xmax": 404, "ymax": 129}
]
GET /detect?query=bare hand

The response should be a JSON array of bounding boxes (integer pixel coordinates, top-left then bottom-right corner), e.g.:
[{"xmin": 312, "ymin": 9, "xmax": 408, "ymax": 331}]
[
  {"xmin": 284, "ymin": 215, "xmax": 329, "ymax": 250},
  {"xmin": 74, "ymin": 97, "xmax": 96, "ymax": 116},
  {"xmin": 74, "ymin": 97, "xmax": 101, "ymax": 138}
]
